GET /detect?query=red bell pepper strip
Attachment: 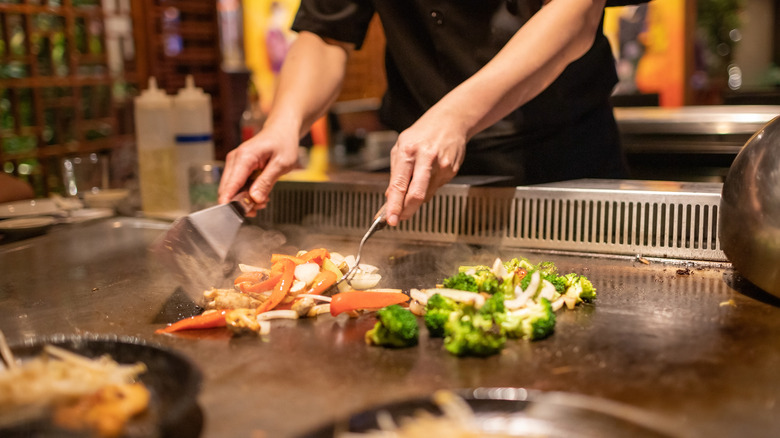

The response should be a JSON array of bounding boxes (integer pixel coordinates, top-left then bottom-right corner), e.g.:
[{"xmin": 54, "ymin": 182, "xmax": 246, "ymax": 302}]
[
  {"xmin": 234, "ymin": 271, "xmax": 267, "ymax": 285},
  {"xmin": 305, "ymin": 270, "xmax": 337, "ymax": 295},
  {"xmin": 155, "ymin": 310, "xmax": 227, "ymax": 334},
  {"xmin": 237, "ymin": 271, "xmax": 283, "ymax": 294},
  {"xmin": 299, "ymin": 248, "xmax": 330, "ymax": 265},
  {"xmin": 330, "ymin": 291, "xmax": 409, "ymax": 316},
  {"xmin": 257, "ymin": 258, "xmax": 295, "ymax": 313}
]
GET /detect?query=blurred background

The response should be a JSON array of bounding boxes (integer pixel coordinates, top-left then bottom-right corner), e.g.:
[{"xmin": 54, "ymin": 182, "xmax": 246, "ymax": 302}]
[{"xmin": 0, "ymin": 0, "xmax": 777, "ymax": 199}]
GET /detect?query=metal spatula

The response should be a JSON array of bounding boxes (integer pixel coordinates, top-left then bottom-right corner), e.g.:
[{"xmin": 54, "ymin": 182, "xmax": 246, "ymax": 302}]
[{"xmin": 150, "ymin": 191, "xmax": 255, "ymax": 301}]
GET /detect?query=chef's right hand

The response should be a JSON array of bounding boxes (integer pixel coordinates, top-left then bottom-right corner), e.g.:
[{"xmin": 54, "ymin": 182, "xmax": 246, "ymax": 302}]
[
  {"xmin": 218, "ymin": 126, "xmax": 300, "ymax": 214},
  {"xmin": 384, "ymin": 119, "xmax": 467, "ymax": 227}
]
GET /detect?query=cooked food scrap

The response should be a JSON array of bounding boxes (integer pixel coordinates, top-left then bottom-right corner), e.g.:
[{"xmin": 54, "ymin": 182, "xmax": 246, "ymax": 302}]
[
  {"xmin": 0, "ymin": 335, "xmax": 149, "ymax": 437},
  {"xmin": 53, "ymin": 382, "xmax": 150, "ymax": 438}
]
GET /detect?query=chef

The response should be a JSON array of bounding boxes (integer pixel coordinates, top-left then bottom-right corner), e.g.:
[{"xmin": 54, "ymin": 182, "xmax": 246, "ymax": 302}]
[{"xmin": 218, "ymin": 0, "xmax": 647, "ymax": 226}]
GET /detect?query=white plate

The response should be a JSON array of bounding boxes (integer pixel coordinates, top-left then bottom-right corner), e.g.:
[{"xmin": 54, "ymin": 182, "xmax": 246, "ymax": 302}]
[
  {"xmin": 0, "ymin": 198, "xmax": 61, "ymax": 219},
  {"xmin": 83, "ymin": 188, "xmax": 130, "ymax": 209},
  {"xmin": 62, "ymin": 208, "xmax": 115, "ymax": 223},
  {"xmin": 0, "ymin": 216, "xmax": 56, "ymax": 236}
]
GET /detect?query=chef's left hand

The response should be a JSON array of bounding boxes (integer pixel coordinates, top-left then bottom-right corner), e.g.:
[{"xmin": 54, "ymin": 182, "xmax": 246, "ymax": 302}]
[{"xmin": 384, "ymin": 115, "xmax": 467, "ymax": 227}]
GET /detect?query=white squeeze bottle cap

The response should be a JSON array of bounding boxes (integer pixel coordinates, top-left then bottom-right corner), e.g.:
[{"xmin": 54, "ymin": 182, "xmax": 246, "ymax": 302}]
[
  {"xmin": 134, "ymin": 77, "xmax": 174, "ymax": 152},
  {"xmin": 135, "ymin": 77, "xmax": 170, "ymax": 109}
]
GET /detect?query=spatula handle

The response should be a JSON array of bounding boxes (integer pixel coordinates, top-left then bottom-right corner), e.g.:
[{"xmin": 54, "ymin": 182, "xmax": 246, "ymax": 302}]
[{"xmin": 229, "ymin": 190, "xmax": 255, "ymax": 217}]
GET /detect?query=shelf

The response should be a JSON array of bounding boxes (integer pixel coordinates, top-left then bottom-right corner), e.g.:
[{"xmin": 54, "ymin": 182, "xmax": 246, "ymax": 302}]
[{"xmin": 1, "ymin": 0, "xmax": 137, "ymax": 197}]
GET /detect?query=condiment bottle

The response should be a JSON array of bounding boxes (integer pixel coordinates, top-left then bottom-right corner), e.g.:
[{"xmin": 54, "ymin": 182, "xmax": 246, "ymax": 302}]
[
  {"xmin": 173, "ymin": 75, "xmax": 215, "ymax": 212},
  {"xmin": 133, "ymin": 77, "xmax": 180, "ymax": 218}
]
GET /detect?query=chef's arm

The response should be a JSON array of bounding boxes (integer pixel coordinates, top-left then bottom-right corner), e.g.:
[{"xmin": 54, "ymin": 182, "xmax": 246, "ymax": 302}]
[
  {"xmin": 436, "ymin": 0, "xmax": 607, "ymax": 138},
  {"xmin": 265, "ymin": 31, "xmax": 352, "ymax": 139},
  {"xmin": 384, "ymin": 0, "xmax": 608, "ymax": 226},
  {"xmin": 219, "ymin": 31, "xmax": 352, "ymax": 207}
]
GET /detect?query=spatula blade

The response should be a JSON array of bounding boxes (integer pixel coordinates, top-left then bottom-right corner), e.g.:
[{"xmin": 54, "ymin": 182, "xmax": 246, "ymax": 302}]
[{"xmin": 151, "ymin": 202, "xmax": 246, "ymax": 303}]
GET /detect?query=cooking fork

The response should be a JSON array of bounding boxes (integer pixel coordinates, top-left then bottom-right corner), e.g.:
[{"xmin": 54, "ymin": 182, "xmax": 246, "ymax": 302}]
[{"xmin": 338, "ymin": 205, "xmax": 388, "ymax": 286}]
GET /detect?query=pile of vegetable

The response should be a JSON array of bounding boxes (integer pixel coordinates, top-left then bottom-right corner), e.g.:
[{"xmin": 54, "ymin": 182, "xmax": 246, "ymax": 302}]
[
  {"xmin": 156, "ymin": 248, "xmax": 408, "ymax": 336},
  {"xmin": 155, "ymin": 249, "xmax": 595, "ymax": 358},
  {"xmin": 407, "ymin": 257, "xmax": 596, "ymax": 356}
]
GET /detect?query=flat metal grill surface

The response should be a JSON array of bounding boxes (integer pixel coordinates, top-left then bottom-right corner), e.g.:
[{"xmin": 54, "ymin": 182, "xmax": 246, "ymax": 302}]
[{"xmin": 254, "ymin": 178, "xmax": 725, "ymax": 261}]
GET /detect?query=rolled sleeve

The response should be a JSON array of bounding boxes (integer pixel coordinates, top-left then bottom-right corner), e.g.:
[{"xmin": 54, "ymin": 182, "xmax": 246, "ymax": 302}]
[{"xmin": 291, "ymin": 0, "xmax": 376, "ymax": 49}]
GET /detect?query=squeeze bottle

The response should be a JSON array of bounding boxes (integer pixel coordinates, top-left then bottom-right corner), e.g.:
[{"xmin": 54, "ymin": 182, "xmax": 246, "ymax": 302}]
[
  {"xmin": 133, "ymin": 77, "xmax": 180, "ymax": 218},
  {"xmin": 173, "ymin": 75, "xmax": 215, "ymax": 212}
]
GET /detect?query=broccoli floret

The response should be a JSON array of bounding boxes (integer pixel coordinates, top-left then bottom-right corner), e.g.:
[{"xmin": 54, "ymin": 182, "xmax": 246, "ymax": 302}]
[
  {"xmin": 473, "ymin": 269, "xmax": 500, "ymax": 294},
  {"xmin": 502, "ymin": 257, "xmax": 523, "ymax": 272},
  {"xmin": 579, "ymin": 276, "xmax": 596, "ymax": 302},
  {"xmin": 563, "ymin": 273, "xmax": 597, "ymax": 303},
  {"xmin": 543, "ymin": 273, "xmax": 567, "ymax": 294},
  {"xmin": 479, "ymin": 292, "xmax": 505, "ymax": 315},
  {"xmin": 537, "ymin": 261, "xmax": 558, "ymax": 277},
  {"xmin": 424, "ymin": 293, "xmax": 462, "ymax": 338},
  {"xmin": 443, "ymin": 309, "xmax": 506, "ymax": 357},
  {"xmin": 442, "ymin": 272, "xmax": 478, "ymax": 292},
  {"xmin": 501, "ymin": 297, "xmax": 556, "ymax": 341},
  {"xmin": 444, "ymin": 267, "xmax": 504, "ymax": 295},
  {"xmin": 519, "ymin": 268, "xmax": 538, "ymax": 292},
  {"xmin": 365, "ymin": 305, "xmax": 419, "ymax": 348}
]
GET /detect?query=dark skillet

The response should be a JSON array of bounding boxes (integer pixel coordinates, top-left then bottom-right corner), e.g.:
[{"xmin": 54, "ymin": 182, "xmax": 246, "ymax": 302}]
[
  {"xmin": 1, "ymin": 334, "xmax": 202, "ymax": 438},
  {"xmin": 300, "ymin": 387, "xmax": 684, "ymax": 438}
]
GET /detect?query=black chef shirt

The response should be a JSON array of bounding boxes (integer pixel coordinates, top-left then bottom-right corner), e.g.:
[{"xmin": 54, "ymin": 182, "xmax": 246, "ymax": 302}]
[{"xmin": 292, "ymin": 1, "xmax": 646, "ymax": 185}]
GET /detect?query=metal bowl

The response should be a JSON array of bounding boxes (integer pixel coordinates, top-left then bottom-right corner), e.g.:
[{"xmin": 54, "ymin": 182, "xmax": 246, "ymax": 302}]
[{"xmin": 720, "ymin": 115, "xmax": 780, "ymax": 297}]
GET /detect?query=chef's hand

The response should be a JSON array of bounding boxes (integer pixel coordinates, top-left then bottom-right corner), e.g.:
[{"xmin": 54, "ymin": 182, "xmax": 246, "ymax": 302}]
[
  {"xmin": 384, "ymin": 118, "xmax": 467, "ymax": 227},
  {"xmin": 218, "ymin": 126, "xmax": 300, "ymax": 215}
]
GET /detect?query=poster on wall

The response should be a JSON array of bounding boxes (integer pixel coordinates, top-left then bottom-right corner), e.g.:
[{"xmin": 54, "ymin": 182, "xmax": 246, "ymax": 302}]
[
  {"xmin": 243, "ymin": 0, "xmax": 300, "ymax": 112},
  {"xmin": 604, "ymin": 0, "xmax": 686, "ymax": 107}
]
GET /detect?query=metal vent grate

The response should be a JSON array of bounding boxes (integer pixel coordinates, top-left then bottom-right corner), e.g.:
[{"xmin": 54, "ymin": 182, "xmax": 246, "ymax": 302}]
[{"xmin": 254, "ymin": 179, "xmax": 725, "ymax": 261}]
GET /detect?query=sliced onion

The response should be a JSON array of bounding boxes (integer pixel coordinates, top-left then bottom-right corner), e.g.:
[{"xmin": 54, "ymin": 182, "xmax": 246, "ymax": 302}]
[
  {"xmin": 295, "ymin": 294, "xmax": 332, "ymax": 302},
  {"xmin": 409, "ymin": 288, "xmax": 430, "ymax": 307},
  {"xmin": 289, "ymin": 280, "xmax": 307, "ymax": 295},
  {"xmin": 491, "ymin": 257, "xmax": 509, "ymax": 279},
  {"xmin": 343, "ymin": 255, "xmax": 357, "ymax": 270},
  {"xmin": 357, "ymin": 263, "xmax": 379, "ymax": 274},
  {"xmin": 256, "ymin": 310, "xmax": 299, "ymax": 321},
  {"xmin": 409, "ymin": 299, "xmax": 426, "ymax": 316},
  {"xmin": 258, "ymin": 320, "xmax": 271, "ymax": 335},
  {"xmin": 307, "ymin": 304, "xmax": 331, "ymax": 317},
  {"xmin": 429, "ymin": 288, "xmax": 485, "ymax": 308},
  {"xmin": 239, "ymin": 263, "xmax": 267, "ymax": 273},
  {"xmin": 553, "ymin": 297, "xmax": 568, "ymax": 311},
  {"xmin": 329, "ymin": 252, "xmax": 346, "ymax": 266},
  {"xmin": 505, "ymin": 285, "xmax": 535, "ymax": 310},
  {"xmin": 294, "ymin": 262, "xmax": 320, "ymax": 285},
  {"xmin": 538, "ymin": 280, "xmax": 557, "ymax": 301},
  {"xmin": 348, "ymin": 272, "xmax": 382, "ymax": 290}
]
